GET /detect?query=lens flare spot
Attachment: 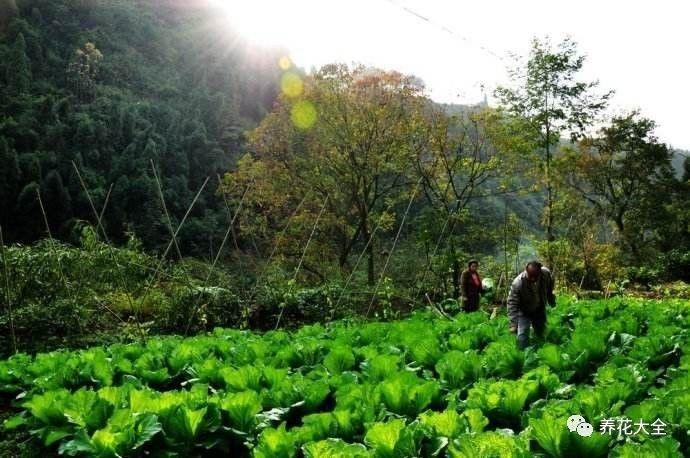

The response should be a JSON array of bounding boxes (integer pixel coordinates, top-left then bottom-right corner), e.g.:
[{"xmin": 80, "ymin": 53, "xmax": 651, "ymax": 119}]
[
  {"xmin": 291, "ymin": 100, "xmax": 317, "ymax": 130},
  {"xmin": 281, "ymin": 72, "xmax": 303, "ymax": 98},
  {"xmin": 278, "ymin": 56, "xmax": 292, "ymax": 70}
]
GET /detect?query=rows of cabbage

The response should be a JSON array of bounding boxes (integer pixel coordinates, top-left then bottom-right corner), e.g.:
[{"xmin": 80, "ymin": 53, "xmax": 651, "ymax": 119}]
[{"xmin": 1, "ymin": 297, "xmax": 689, "ymax": 457}]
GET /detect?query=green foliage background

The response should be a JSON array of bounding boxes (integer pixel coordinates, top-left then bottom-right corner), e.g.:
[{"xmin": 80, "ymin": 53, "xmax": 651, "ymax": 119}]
[{"xmin": 0, "ymin": 0, "xmax": 282, "ymax": 254}]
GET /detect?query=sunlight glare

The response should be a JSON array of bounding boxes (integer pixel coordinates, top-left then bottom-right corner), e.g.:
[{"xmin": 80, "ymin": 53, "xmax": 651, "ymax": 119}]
[
  {"xmin": 213, "ymin": 0, "xmax": 305, "ymax": 49},
  {"xmin": 281, "ymin": 72, "xmax": 303, "ymax": 98},
  {"xmin": 279, "ymin": 56, "xmax": 292, "ymax": 70},
  {"xmin": 291, "ymin": 100, "xmax": 317, "ymax": 130}
]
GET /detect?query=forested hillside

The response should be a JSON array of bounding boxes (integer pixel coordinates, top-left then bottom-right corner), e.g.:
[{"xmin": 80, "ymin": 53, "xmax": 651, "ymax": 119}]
[
  {"xmin": 0, "ymin": 0, "xmax": 281, "ymax": 252},
  {"xmin": 672, "ymin": 150, "xmax": 689, "ymax": 178}
]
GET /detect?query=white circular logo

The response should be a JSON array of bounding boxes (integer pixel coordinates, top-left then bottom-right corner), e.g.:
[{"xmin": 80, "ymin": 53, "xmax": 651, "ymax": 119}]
[
  {"xmin": 576, "ymin": 422, "xmax": 594, "ymax": 437},
  {"xmin": 567, "ymin": 414, "xmax": 586, "ymax": 432}
]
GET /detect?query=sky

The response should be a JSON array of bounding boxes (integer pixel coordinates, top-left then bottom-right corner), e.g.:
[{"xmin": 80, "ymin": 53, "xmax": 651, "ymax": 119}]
[{"xmin": 218, "ymin": 0, "xmax": 690, "ymax": 150}]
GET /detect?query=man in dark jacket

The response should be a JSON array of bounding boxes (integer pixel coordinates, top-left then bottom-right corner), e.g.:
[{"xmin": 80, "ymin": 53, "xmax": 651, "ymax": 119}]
[
  {"xmin": 460, "ymin": 260, "xmax": 484, "ymax": 312},
  {"xmin": 507, "ymin": 261, "xmax": 556, "ymax": 349}
]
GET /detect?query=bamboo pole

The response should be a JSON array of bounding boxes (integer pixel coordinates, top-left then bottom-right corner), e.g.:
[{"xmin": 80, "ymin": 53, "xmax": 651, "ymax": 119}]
[
  {"xmin": 0, "ymin": 225, "xmax": 17, "ymax": 354},
  {"xmin": 275, "ymin": 195, "xmax": 329, "ymax": 330},
  {"xmin": 184, "ymin": 181, "xmax": 254, "ymax": 335},
  {"xmin": 366, "ymin": 179, "xmax": 422, "ymax": 317}
]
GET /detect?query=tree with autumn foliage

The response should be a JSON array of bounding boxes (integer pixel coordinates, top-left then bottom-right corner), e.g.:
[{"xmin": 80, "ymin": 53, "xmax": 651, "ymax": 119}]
[{"xmin": 221, "ymin": 64, "xmax": 428, "ymax": 285}]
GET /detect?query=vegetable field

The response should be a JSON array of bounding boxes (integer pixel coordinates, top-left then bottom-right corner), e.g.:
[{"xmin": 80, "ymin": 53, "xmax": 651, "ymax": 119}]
[{"xmin": 2, "ymin": 297, "xmax": 689, "ymax": 457}]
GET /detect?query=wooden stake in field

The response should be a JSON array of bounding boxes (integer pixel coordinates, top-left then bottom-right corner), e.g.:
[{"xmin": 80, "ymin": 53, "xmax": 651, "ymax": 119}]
[
  {"xmin": 366, "ymin": 179, "xmax": 422, "ymax": 318},
  {"xmin": 274, "ymin": 195, "xmax": 329, "ymax": 330},
  {"xmin": 72, "ymin": 161, "xmax": 152, "ymax": 342},
  {"xmin": 0, "ymin": 225, "xmax": 17, "ymax": 354},
  {"xmin": 183, "ymin": 180, "xmax": 253, "ymax": 335},
  {"xmin": 333, "ymin": 200, "xmax": 395, "ymax": 314}
]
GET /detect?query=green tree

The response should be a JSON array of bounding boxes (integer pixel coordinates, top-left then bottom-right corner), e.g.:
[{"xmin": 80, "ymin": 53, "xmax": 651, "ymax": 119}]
[
  {"xmin": 14, "ymin": 182, "xmax": 41, "ymax": 241},
  {"xmin": 546, "ymin": 186, "xmax": 622, "ymax": 289},
  {"xmin": 415, "ymin": 107, "xmax": 510, "ymax": 298},
  {"xmin": 6, "ymin": 32, "xmax": 31, "ymax": 92},
  {"xmin": 495, "ymin": 37, "xmax": 612, "ymax": 266},
  {"xmin": 66, "ymin": 42, "xmax": 103, "ymax": 103},
  {"xmin": 659, "ymin": 155, "xmax": 690, "ymax": 267},
  {"xmin": 41, "ymin": 170, "xmax": 72, "ymax": 235},
  {"xmin": 0, "ymin": 137, "xmax": 21, "ymax": 233},
  {"xmin": 560, "ymin": 112, "xmax": 675, "ymax": 260},
  {"xmin": 0, "ymin": 0, "xmax": 18, "ymax": 34}
]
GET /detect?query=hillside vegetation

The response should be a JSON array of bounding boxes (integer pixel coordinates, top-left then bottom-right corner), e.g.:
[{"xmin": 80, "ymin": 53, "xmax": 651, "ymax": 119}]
[{"xmin": 0, "ymin": 0, "xmax": 280, "ymax": 252}]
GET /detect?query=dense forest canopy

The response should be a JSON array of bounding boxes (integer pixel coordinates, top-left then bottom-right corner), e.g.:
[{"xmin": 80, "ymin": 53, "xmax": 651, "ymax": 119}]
[{"xmin": 0, "ymin": 0, "xmax": 282, "ymax": 252}]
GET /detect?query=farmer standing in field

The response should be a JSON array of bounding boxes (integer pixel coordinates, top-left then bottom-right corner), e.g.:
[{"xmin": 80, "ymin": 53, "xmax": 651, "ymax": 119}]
[
  {"xmin": 460, "ymin": 260, "xmax": 484, "ymax": 312},
  {"xmin": 507, "ymin": 261, "xmax": 556, "ymax": 349}
]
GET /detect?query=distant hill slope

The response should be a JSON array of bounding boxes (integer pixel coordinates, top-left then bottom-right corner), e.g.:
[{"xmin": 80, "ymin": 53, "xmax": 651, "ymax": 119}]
[
  {"xmin": 439, "ymin": 102, "xmax": 543, "ymax": 234},
  {"xmin": 672, "ymin": 150, "xmax": 689, "ymax": 179},
  {"xmin": 0, "ymin": 0, "xmax": 282, "ymax": 252},
  {"xmin": 441, "ymin": 103, "xmax": 690, "ymax": 236}
]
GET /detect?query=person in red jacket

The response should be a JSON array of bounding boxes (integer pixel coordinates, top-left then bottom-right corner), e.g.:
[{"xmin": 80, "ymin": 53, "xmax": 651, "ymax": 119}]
[{"xmin": 460, "ymin": 260, "xmax": 484, "ymax": 312}]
